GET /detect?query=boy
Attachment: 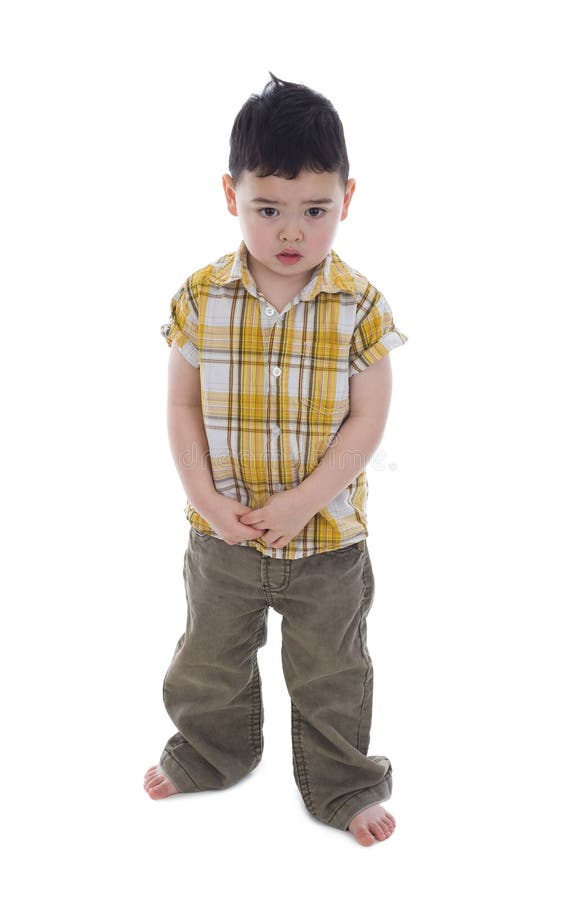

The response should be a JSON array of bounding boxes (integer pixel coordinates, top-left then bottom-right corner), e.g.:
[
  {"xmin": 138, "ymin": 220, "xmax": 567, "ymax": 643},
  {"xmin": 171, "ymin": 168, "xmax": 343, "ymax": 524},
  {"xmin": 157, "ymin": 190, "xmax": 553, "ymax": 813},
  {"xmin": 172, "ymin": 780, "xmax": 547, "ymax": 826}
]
[{"xmin": 144, "ymin": 73, "xmax": 408, "ymax": 847}]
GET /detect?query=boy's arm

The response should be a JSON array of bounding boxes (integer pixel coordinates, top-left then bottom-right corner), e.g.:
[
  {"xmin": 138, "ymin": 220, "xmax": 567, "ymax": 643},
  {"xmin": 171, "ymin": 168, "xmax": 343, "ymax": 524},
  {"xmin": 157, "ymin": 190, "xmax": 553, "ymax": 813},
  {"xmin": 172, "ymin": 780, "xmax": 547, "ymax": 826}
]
[
  {"xmin": 294, "ymin": 354, "xmax": 393, "ymax": 515},
  {"xmin": 167, "ymin": 345, "xmax": 218, "ymax": 517}
]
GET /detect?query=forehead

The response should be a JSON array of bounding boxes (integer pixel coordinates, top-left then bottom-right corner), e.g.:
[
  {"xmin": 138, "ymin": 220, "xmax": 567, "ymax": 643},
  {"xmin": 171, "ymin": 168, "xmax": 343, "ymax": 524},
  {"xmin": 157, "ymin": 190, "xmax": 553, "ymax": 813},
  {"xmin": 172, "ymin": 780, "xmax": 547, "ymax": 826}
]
[{"xmin": 238, "ymin": 170, "xmax": 343, "ymax": 201}]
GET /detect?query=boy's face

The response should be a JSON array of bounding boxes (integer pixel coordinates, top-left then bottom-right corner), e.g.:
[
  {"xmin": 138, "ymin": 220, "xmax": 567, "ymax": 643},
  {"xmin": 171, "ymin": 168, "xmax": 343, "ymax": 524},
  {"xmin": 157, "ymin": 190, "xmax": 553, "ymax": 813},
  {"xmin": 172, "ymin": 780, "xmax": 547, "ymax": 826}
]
[{"xmin": 222, "ymin": 169, "xmax": 355, "ymax": 289}]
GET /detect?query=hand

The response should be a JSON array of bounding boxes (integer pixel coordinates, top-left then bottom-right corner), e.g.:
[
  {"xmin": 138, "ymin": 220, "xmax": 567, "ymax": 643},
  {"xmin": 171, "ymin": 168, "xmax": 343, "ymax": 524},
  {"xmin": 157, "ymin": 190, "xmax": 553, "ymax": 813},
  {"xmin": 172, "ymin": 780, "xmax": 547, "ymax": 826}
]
[
  {"xmin": 199, "ymin": 494, "xmax": 267, "ymax": 545},
  {"xmin": 238, "ymin": 488, "xmax": 318, "ymax": 549}
]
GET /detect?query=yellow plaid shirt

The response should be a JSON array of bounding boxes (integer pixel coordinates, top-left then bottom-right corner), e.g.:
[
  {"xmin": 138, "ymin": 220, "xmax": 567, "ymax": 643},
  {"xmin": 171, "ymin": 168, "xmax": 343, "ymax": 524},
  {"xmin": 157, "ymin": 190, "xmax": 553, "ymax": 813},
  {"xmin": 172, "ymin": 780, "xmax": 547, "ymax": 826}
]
[{"xmin": 161, "ymin": 239, "xmax": 408, "ymax": 559}]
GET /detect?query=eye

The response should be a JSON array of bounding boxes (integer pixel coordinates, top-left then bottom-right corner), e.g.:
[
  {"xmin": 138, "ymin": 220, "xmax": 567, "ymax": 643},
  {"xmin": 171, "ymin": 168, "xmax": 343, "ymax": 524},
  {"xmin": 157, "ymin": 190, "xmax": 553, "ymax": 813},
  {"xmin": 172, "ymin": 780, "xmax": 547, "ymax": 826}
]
[
  {"xmin": 307, "ymin": 208, "xmax": 326, "ymax": 218},
  {"xmin": 258, "ymin": 208, "xmax": 278, "ymax": 218}
]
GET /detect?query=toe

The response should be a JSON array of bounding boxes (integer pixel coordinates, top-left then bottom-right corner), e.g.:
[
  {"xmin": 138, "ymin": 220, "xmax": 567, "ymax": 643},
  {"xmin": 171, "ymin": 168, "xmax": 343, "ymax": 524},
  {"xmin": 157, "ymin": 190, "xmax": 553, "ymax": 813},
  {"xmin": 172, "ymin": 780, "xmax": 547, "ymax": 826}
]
[
  {"xmin": 370, "ymin": 822, "xmax": 388, "ymax": 841},
  {"xmin": 357, "ymin": 828, "xmax": 376, "ymax": 846},
  {"xmin": 147, "ymin": 774, "xmax": 165, "ymax": 788},
  {"xmin": 381, "ymin": 812, "xmax": 395, "ymax": 831},
  {"xmin": 147, "ymin": 782, "xmax": 167, "ymax": 799},
  {"xmin": 144, "ymin": 769, "xmax": 161, "ymax": 786}
]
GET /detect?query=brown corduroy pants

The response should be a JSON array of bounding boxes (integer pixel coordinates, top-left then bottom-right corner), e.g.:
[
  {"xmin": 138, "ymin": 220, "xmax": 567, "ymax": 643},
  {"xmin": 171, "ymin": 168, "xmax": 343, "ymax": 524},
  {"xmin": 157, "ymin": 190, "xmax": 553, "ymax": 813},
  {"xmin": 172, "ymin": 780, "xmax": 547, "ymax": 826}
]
[{"xmin": 160, "ymin": 527, "xmax": 393, "ymax": 831}]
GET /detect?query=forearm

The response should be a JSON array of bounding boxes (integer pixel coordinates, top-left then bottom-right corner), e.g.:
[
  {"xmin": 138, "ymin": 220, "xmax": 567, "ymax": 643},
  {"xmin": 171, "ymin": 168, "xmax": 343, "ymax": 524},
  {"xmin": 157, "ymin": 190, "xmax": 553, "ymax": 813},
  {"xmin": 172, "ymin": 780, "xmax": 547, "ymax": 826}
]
[
  {"xmin": 167, "ymin": 404, "xmax": 218, "ymax": 516},
  {"xmin": 294, "ymin": 415, "xmax": 387, "ymax": 515}
]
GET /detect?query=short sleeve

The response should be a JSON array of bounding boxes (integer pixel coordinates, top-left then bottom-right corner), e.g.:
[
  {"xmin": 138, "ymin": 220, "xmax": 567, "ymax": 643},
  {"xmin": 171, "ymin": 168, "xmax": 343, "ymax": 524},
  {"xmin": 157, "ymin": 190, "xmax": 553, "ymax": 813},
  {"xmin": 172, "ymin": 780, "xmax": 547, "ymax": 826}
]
[
  {"xmin": 160, "ymin": 280, "xmax": 200, "ymax": 368},
  {"xmin": 349, "ymin": 286, "xmax": 408, "ymax": 377}
]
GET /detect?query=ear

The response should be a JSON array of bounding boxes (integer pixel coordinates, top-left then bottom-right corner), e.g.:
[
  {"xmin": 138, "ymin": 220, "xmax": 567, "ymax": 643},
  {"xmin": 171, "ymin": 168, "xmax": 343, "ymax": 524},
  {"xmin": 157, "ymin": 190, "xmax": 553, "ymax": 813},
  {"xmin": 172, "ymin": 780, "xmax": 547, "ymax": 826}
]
[
  {"xmin": 222, "ymin": 173, "xmax": 239, "ymax": 216},
  {"xmin": 340, "ymin": 178, "xmax": 356, "ymax": 221}
]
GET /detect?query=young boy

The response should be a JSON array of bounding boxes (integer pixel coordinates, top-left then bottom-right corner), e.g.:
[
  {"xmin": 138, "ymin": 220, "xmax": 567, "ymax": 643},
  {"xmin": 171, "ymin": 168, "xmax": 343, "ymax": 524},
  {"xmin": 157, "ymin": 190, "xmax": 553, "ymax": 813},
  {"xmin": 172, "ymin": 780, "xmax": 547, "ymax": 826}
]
[{"xmin": 144, "ymin": 73, "xmax": 408, "ymax": 847}]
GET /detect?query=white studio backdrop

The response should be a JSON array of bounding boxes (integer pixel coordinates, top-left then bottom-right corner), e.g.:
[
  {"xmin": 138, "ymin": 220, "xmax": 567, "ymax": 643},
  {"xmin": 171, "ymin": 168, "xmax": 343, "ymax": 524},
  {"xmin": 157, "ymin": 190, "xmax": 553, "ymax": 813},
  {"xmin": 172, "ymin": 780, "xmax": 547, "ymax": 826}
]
[{"xmin": 1, "ymin": 1, "xmax": 574, "ymax": 897}]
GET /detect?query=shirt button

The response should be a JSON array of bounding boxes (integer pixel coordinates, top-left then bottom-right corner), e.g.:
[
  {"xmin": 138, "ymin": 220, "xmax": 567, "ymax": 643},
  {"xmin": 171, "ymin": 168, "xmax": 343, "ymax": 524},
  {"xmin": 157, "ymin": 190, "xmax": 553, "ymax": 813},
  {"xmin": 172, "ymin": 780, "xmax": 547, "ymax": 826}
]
[
  {"xmin": 272, "ymin": 366, "xmax": 281, "ymax": 377},
  {"xmin": 265, "ymin": 306, "xmax": 275, "ymax": 316},
  {"xmin": 274, "ymin": 483, "xmax": 284, "ymax": 491},
  {"xmin": 271, "ymin": 425, "xmax": 280, "ymax": 437}
]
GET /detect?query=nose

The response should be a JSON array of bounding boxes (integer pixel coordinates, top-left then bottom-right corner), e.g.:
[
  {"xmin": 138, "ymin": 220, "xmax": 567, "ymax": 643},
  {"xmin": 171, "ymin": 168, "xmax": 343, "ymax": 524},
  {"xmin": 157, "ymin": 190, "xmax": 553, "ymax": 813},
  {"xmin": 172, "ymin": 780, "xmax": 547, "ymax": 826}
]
[{"xmin": 279, "ymin": 218, "xmax": 303, "ymax": 242}]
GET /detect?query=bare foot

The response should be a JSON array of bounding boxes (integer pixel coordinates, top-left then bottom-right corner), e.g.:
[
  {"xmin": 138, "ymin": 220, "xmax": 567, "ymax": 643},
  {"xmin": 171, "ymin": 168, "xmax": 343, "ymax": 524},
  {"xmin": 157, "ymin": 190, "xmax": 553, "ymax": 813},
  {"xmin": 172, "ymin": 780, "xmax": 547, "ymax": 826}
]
[
  {"xmin": 143, "ymin": 764, "xmax": 181, "ymax": 799},
  {"xmin": 347, "ymin": 804, "xmax": 396, "ymax": 846}
]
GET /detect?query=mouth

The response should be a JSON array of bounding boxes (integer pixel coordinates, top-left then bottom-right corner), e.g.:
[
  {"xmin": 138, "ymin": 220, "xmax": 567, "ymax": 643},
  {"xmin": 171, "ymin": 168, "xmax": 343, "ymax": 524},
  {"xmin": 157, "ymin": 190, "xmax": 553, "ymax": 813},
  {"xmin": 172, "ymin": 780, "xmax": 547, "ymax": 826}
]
[{"xmin": 277, "ymin": 250, "xmax": 302, "ymax": 263}]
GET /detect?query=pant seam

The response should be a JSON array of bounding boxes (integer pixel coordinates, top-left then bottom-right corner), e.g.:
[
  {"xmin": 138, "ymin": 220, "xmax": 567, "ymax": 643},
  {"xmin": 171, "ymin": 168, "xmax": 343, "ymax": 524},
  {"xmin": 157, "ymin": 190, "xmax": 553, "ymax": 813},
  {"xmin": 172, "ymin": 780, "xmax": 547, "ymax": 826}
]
[
  {"xmin": 249, "ymin": 611, "xmax": 266, "ymax": 761},
  {"xmin": 327, "ymin": 766, "xmax": 393, "ymax": 829},
  {"xmin": 291, "ymin": 701, "xmax": 317, "ymax": 817},
  {"xmin": 355, "ymin": 551, "xmax": 373, "ymax": 752},
  {"xmin": 162, "ymin": 747, "xmax": 202, "ymax": 791}
]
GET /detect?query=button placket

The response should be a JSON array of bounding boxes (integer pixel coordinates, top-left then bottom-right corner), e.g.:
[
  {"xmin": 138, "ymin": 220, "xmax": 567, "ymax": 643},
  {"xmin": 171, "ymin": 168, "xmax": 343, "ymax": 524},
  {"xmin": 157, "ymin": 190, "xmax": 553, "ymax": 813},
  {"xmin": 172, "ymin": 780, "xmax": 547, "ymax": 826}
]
[
  {"xmin": 256, "ymin": 294, "xmax": 295, "ymax": 488},
  {"xmin": 262, "ymin": 303, "xmax": 284, "ymax": 480}
]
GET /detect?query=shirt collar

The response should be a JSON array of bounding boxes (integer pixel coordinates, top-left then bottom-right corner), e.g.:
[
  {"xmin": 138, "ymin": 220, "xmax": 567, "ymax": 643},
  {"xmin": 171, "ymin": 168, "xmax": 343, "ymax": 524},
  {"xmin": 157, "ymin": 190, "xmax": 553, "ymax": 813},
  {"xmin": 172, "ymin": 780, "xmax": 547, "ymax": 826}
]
[{"xmin": 207, "ymin": 240, "xmax": 357, "ymax": 301}]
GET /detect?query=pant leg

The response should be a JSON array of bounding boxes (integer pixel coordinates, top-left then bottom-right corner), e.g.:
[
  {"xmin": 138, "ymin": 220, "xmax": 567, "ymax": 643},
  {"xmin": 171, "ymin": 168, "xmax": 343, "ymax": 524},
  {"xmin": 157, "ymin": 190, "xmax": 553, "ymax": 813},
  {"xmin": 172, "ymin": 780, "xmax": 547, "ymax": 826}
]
[
  {"xmin": 160, "ymin": 529, "xmax": 269, "ymax": 792},
  {"xmin": 270, "ymin": 540, "xmax": 393, "ymax": 831}
]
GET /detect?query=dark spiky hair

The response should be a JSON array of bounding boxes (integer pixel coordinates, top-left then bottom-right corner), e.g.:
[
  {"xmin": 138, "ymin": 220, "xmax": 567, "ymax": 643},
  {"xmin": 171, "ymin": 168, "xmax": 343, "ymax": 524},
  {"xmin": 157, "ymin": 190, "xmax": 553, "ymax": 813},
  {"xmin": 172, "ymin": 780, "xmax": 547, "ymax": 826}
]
[{"xmin": 228, "ymin": 72, "xmax": 350, "ymax": 188}]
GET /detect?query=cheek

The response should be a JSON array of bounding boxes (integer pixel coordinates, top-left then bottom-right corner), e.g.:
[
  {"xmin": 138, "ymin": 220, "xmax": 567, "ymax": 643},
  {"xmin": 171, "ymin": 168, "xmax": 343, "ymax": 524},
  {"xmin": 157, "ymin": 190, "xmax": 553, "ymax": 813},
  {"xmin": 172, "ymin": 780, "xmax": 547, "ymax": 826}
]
[
  {"xmin": 309, "ymin": 224, "xmax": 333, "ymax": 248},
  {"xmin": 249, "ymin": 228, "xmax": 270, "ymax": 248},
  {"xmin": 249, "ymin": 216, "xmax": 270, "ymax": 234},
  {"xmin": 243, "ymin": 221, "xmax": 265, "ymax": 242}
]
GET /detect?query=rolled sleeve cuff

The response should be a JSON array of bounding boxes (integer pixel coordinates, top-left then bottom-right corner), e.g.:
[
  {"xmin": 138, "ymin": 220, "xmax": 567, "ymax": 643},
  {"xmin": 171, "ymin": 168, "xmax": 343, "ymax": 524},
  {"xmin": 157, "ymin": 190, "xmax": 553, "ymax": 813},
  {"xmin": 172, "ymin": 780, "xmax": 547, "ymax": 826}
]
[
  {"xmin": 349, "ymin": 327, "xmax": 408, "ymax": 377},
  {"xmin": 160, "ymin": 320, "xmax": 200, "ymax": 368}
]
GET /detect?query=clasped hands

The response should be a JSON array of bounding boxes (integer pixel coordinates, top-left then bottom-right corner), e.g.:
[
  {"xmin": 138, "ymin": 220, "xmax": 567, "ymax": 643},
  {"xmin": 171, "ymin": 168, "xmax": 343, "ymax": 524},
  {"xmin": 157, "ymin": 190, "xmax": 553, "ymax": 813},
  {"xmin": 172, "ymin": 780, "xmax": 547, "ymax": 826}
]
[{"xmin": 201, "ymin": 488, "xmax": 318, "ymax": 550}]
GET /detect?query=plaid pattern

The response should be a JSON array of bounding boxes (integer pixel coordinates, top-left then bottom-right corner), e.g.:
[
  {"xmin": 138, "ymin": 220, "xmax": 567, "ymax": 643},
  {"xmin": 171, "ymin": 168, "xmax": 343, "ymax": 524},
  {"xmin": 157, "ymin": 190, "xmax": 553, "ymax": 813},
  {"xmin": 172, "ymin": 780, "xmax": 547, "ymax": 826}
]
[{"xmin": 161, "ymin": 240, "xmax": 408, "ymax": 559}]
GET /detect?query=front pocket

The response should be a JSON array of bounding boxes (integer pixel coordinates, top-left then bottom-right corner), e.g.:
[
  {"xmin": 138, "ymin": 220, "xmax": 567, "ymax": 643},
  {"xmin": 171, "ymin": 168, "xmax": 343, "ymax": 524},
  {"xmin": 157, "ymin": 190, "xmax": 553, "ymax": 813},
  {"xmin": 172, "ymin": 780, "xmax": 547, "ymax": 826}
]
[{"xmin": 326, "ymin": 540, "xmax": 364, "ymax": 557}]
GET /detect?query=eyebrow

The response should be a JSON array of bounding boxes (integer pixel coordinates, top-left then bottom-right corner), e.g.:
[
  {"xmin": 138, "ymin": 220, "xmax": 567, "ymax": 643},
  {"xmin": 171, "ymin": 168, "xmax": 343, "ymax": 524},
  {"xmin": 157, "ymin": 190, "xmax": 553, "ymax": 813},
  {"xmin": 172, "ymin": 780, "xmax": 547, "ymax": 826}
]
[{"xmin": 249, "ymin": 197, "xmax": 335, "ymax": 205}]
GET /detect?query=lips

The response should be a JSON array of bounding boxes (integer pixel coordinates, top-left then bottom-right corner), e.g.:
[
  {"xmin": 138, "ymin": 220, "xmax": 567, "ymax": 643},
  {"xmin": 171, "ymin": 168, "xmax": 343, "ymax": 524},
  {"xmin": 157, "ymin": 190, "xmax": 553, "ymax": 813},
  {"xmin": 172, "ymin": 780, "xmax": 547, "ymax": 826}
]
[{"xmin": 278, "ymin": 251, "xmax": 301, "ymax": 258}]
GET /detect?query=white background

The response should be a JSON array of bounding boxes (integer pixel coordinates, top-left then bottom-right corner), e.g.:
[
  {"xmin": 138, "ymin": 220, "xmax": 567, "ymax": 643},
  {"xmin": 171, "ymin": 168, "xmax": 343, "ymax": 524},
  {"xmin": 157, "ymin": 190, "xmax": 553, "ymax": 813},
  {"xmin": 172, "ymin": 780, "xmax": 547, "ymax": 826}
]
[{"xmin": 1, "ymin": 0, "xmax": 574, "ymax": 897}]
